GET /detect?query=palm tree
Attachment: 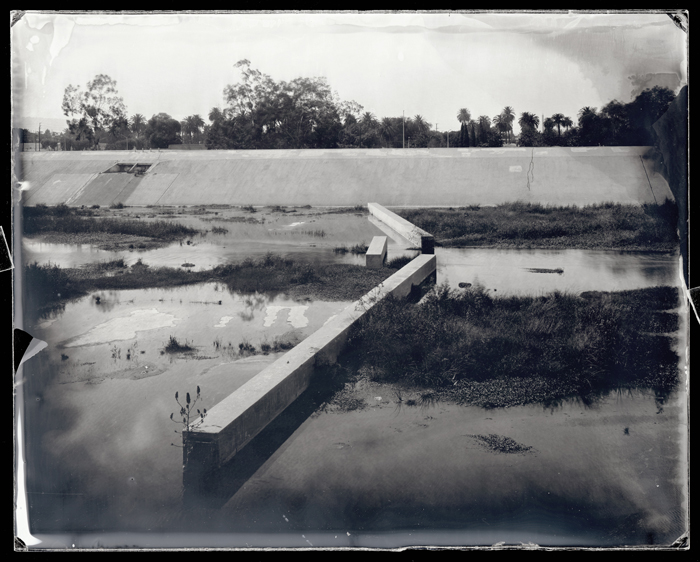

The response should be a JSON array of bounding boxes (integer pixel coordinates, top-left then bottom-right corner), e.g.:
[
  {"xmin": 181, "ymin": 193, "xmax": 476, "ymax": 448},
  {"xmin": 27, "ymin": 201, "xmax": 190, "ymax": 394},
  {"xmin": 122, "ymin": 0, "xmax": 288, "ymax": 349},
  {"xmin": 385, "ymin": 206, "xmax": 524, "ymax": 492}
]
[
  {"xmin": 413, "ymin": 114, "xmax": 429, "ymax": 135},
  {"xmin": 518, "ymin": 112, "xmax": 540, "ymax": 132},
  {"xmin": 380, "ymin": 117, "xmax": 396, "ymax": 147},
  {"xmin": 493, "ymin": 114, "xmax": 509, "ymax": 142},
  {"xmin": 501, "ymin": 106, "xmax": 515, "ymax": 143},
  {"xmin": 208, "ymin": 107, "xmax": 224, "ymax": 123},
  {"xmin": 130, "ymin": 113, "xmax": 146, "ymax": 139},
  {"xmin": 577, "ymin": 106, "xmax": 597, "ymax": 126},
  {"xmin": 457, "ymin": 108, "xmax": 471, "ymax": 126},
  {"xmin": 543, "ymin": 117, "xmax": 555, "ymax": 132},
  {"xmin": 550, "ymin": 113, "xmax": 567, "ymax": 136},
  {"xmin": 477, "ymin": 115, "xmax": 491, "ymax": 145}
]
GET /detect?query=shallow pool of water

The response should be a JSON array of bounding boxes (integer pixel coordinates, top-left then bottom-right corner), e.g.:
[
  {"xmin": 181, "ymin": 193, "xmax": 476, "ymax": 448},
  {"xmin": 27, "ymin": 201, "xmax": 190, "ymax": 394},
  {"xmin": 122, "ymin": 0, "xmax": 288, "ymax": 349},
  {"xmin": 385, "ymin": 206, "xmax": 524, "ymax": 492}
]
[
  {"xmin": 22, "ymin": 212, "xmax": 415, "ymax": 270},
  {"xmin": 30, "ymin": 283, "xmax": 352, "ymax": 384},
  {"xmin": 436, "ymin": 248, "xmax": 680, "ymax": 295}
]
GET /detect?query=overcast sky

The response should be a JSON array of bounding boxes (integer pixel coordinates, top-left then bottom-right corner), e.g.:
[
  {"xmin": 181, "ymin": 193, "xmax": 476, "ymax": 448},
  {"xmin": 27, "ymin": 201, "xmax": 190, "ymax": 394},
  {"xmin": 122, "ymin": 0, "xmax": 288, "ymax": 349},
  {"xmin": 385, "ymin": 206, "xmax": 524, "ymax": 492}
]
[{"xmin": 11, "ymin": 11, "xmax": 687, "ymax": 134}]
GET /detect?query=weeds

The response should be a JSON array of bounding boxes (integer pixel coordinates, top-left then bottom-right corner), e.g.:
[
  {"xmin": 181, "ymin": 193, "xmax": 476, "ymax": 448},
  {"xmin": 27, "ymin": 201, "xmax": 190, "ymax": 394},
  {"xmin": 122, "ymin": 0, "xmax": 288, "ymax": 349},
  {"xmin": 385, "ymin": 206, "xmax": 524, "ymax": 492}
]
[
  {"xmin": 397, "ymin": 200, "xmax": 679, "ymax": 251},
  {"xmin": 386, "ymin": 255, "xmax": 414, "ymax": 269},
  {"xmin": 164, "ymin": 336, "xmax": 194, "ymax": 354},
  {"xmin": 23, "ymin": 204, "xmax": 200, "ymax": 241},
  {"xmin": 23, "ymin": 255, "xmax": 394, "ymax": 321},
  {"xmin": 170, "ymin": 387, "xmax": 207, "ymax": 445},
  {"xmin": 333, "ymin": 243, "xmax": 369, "ymax": 254},
  {"xmin": 211, "ymin": 226, "xmax": 229, "ymax": 235},
  {"xmin": 347, "ymin": 283, "xmax": 681, "ymax": 406}
]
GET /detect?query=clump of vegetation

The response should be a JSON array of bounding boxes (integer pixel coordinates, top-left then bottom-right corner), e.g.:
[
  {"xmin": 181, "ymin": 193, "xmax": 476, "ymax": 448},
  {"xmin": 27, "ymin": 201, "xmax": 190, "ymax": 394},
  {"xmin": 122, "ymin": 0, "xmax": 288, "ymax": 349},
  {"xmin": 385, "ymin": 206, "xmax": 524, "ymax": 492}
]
[
  {"xmin": 333, "ymin": 243, "xmax": 369, "ymax": 254},
  {"xmin": 164, "ymin": 336, "xmax": 195, "ymax": 354},
  {"xmin": 386, "ymin": 255, "xmax": 414, "ymax": 269},
  {"xmin": 110, "ymin": 202, "xmax": 125, "ymax": 209},
  {"xmin": 396, "ymin": 200, "xmax": 679, "ymax": 251},
  {"xmin": 170, "ymin": 387, "xmax": 207, "ymax": 449},
  {"xmin": 347, "ymin": 283, "xmax": 680, "ymax": 407},
  {"xmin": 238, "ymin": 340, "xmax": 256, "ymax": 355},
  {"xmin": 23, "ymin": 254, "xmax": 394, "ymax": 320},
  {"xmin": 468, "ymin": 434, "xmax": 534, "ymax": 454},
  {"xmin": 23, "ymin": 204, "xmax": 200, "ymax": 240},
  {"xmin": 211, "ymin": 226, "xmax": 229, "ymax": 235},
  {"xmin": 241, "ymin": 205, "xmax": 256, "ymax": 213}
]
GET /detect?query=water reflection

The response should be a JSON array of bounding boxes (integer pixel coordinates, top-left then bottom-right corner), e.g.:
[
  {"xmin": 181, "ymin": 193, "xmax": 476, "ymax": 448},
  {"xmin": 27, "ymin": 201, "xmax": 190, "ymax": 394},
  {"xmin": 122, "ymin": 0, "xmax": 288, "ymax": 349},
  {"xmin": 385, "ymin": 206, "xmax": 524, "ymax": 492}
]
[{"xmin": 437, "ymin": 248, "xmax": 679, "ymax": 294}]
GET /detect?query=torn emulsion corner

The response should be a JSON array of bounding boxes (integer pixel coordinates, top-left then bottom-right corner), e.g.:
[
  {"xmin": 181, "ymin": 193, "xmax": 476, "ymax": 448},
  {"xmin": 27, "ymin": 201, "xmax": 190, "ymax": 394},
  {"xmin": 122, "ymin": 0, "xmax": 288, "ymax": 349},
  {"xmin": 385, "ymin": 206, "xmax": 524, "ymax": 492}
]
[{"xmin": 14, "ymin": 328, "xmax": 48, "ymax": 375}]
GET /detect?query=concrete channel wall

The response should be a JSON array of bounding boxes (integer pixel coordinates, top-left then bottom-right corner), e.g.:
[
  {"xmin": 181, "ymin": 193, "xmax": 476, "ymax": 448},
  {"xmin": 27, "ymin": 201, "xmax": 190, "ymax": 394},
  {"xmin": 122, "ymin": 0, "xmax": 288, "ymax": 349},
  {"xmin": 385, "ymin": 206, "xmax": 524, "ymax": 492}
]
[
  {"xmin": 368, "ymin": 202, "xmax": 435, "ymax": 253},
  {"xmin": 17, "ymin": 147, "xmax": 673, "ymax": 207},
  {"xmin": 183, "ymin": 253, "xmax": 437, "ymax": 485}
]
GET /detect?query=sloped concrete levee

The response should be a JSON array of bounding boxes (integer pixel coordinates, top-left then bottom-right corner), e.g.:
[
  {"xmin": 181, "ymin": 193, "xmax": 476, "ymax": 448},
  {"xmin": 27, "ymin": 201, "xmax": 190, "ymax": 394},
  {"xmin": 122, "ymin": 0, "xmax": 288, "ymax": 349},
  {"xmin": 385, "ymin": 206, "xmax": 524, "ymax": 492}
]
[
  {"xmin": 182, "ymin": 253, "xmax": 437, "ymax": 488},
  {"xmin": 18, "ymin": 147, "xmax": 673, "ymax": 208}
]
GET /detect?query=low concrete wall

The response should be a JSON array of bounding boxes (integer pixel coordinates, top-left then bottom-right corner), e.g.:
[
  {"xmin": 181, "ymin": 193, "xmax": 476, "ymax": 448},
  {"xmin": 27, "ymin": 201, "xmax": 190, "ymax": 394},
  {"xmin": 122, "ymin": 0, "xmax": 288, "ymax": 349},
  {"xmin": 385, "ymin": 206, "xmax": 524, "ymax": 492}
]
[
  {"xmin": 183, "ymin": 253, "xmax": 437, "ymax": 484},
  {"xmin": 368, "ymin": 202, "xmax": 434, "ymax": 254},
  {"xmin": 366, "ymin": 236, "xmax": 387, "ymax": 268}
]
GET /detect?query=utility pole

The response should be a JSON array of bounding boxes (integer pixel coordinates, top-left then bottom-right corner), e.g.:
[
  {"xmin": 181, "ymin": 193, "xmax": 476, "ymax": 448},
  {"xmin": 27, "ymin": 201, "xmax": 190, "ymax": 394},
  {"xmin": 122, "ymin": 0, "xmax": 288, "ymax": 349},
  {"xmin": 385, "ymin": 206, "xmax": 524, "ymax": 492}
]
[
  {"xmin": 38, "ymin": 123, "xmax": 41, "ymax": 151},
  {"xmin": 402, "ymin": 110, "xmax": 405, "ymax": 149}
]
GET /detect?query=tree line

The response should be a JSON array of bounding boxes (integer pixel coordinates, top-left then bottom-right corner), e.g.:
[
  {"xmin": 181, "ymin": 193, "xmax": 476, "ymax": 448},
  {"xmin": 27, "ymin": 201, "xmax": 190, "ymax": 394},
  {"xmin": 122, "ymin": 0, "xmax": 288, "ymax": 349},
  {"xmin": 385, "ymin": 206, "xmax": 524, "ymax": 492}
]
[{"xmin": 48, "ymin": 64, "xmax": 677, "ymax": 151}]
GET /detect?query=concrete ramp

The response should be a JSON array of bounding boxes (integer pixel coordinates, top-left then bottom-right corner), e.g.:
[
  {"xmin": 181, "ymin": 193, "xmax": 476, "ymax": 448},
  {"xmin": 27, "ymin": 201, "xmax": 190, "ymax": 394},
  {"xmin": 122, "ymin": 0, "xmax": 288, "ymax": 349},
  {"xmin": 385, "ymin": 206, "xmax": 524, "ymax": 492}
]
[
  {"xmin": 70, "ymin": 174, "xmax": 141, "ymax": 208},
  {"xmin": 24, "ymin": 173, "xmax": 98, "ymax": 206},
  {"xmin": 123, "ymin": 173, "xmax": 179, "ymax": 206},
  {"xmin": 18, "ymin": 147, "xmax": 673, "ymax": 207}
]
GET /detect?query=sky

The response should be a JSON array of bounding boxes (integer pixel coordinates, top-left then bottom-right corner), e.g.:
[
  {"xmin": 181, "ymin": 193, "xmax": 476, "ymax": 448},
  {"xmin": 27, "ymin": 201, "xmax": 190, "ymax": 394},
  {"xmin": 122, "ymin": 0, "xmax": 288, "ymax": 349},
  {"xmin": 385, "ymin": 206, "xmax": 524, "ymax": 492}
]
[{"xmin": 11, "ymin": 11, "xmax": 688, "ymax": 135}]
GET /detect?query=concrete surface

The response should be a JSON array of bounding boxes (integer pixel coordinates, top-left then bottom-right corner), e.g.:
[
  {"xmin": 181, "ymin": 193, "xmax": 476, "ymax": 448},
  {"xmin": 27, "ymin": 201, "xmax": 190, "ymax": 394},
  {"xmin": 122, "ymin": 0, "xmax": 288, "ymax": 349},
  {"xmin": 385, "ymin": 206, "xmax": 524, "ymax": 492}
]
[
  {"xmin": 369, "ymin": 202, "xmax": 435, "ymax": 253},
  {"xmin": 183, "ymin": 253, "xmax": 437, "ymax": 483},
  {"xmin": 366, "ymin": 236, "xmax": 387, "ymax": 268},
  {"xmin": 17, "ymin": 147, "xmax": 673, "ymax": 208}
]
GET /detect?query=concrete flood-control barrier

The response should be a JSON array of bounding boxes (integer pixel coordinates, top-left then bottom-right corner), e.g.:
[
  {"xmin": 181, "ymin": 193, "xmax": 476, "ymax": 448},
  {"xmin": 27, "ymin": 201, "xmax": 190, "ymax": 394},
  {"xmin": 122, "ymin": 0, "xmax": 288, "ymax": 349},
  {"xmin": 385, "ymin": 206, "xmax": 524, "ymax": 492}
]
[
  {"xmin": 182, "ymin": 253, "xmax": 437, "ymax": 487},
  {"xmin": 368, "ymin": 202, "xmax": 435, "ymax": 254},
  {"xmin": 366, "ymin": 236, "xmax": 388, "ymax": 268},
  {"xmin": 17, "ymin": 147, "xmax": 673, "ymax": 208}
]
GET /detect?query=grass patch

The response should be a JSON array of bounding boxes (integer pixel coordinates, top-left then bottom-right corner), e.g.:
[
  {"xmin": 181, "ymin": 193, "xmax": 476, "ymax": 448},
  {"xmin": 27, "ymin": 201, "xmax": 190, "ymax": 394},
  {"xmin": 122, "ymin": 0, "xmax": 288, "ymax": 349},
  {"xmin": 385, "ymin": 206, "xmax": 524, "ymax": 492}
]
[
  {"xmin": 24, "ymin": 205, "xmax": 200, "ymax": 240},
  {"xmin": 24, "ymin": 254, "xmax": 393, "ymax": 320},
  {"xmin": 346, "ymin": 283, "xmax": 681, "ymax": 407},
  {"xmin": 164, "ymin": 336, "xmax": 194, "ymax": 354},
  {"xmin": 333, "ymin": 243, "xmax": 369, "ymax": 255},
  {"xmin": 396, "ymin": 200, "xmax": 679, "ymax": 251},
  {"xmin": 386, "ymin": 255, "xmax": 415, "ymax": 269}
]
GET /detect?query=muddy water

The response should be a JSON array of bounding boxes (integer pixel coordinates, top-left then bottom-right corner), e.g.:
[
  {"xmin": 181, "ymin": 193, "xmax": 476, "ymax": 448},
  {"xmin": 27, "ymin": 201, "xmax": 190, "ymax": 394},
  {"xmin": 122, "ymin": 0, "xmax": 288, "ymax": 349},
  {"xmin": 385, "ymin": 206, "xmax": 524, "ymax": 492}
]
[
  {"xmin": 22, "ymin": 211, "xmax": 415, "ymax": 270},
  {"xmin": 29, "ymin": 283, "xmax": 352, "ymax": 384},
  {"xmin": 19, "ymin": 208, "xmax": 687, "ymax": 547},
  {"xmin": 216, "ymin": 387, "xmax": 687, "ymax": 547},
  {"xmin": 436, "ymin": 248, "xmax": 679, "ymax": 295}
]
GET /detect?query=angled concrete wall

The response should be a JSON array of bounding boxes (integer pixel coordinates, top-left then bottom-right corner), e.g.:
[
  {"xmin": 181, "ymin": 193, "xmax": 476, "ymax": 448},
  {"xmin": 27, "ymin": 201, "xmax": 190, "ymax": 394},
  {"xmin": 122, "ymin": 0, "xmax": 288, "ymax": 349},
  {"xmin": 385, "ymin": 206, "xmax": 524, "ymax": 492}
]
[
  {"xmin": 17, "ymin": 146, "xmax": 673, "ymax": 208},
  {"xmin": 183, "ymin": 253, "xmax": 436, "ymax": 485},
  {"xmin": 368, "ymin": 203, "xmax": 434, "ymax": 253}
]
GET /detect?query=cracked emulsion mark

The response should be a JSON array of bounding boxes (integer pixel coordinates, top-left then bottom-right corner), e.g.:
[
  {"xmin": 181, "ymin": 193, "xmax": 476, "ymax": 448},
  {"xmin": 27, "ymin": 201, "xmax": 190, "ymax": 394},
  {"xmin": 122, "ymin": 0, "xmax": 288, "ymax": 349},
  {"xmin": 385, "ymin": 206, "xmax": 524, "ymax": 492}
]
[
  {"xmin": 527, "ymin": 148, "xmax": 535, "ymax": 190},
  {"xmin": 263, "ymin": 306, "xmax": 309, "ymax": 328}
]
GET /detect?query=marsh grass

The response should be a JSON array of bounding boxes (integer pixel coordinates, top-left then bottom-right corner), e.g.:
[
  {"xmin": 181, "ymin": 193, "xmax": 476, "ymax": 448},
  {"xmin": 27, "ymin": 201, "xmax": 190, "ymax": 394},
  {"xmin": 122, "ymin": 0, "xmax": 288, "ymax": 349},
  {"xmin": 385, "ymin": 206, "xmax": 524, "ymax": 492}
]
[
  {"xmin": 347, "ymin": 283, "xmax": 680, "ymax": 406},
  {"xmin": 386, "ymin": 255, "xmax": 414, "ymax": 269},
  {"xmin": 24, "ymin": 205, "xmax": 199, "ymax": 240},
  {"xmin": 24, "ymin": 254, "xmax": 393, "ymax": 319},
  {"xmin": 333, "ymin": 243, "xmax": 369, "ymax": 255},
  {"xmin": 164, "ymin": 336, "xmax": 194, "ymax": 353},
  {"xmin": 397, "ymin": 200, "xmax": 679, "ymax": 251}
]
